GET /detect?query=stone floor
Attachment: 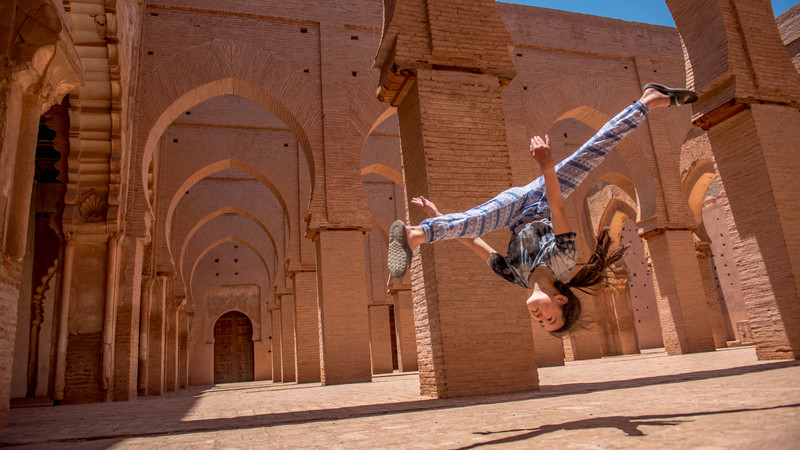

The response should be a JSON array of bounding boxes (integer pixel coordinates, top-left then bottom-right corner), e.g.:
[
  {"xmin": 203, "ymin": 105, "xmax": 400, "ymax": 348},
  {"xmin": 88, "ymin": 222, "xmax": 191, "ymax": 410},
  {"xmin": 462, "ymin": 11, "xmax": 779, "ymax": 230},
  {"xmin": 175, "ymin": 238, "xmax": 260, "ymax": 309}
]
[{"xmin": 1, "ymin": 346, "xmax": 799, "ymax": 449}]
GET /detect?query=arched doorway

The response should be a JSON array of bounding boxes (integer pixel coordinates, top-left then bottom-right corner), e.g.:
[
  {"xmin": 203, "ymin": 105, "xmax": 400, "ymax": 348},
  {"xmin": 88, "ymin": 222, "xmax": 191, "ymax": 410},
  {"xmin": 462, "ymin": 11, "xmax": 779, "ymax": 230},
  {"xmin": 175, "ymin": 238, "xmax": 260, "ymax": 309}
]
[{"xmin": 213, "ymin": 311, "xmax": 255, "ymax": 384}]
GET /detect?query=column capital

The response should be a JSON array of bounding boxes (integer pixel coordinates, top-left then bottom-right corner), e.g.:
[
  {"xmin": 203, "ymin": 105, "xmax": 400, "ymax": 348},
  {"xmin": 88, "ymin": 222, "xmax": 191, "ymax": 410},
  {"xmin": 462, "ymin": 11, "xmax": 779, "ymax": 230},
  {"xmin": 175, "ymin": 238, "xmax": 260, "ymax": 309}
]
[
  {"xmin": 156, "ymin": 271, "xmax": 177, "ymax": 281},
  {"xmin": 695, "ymin": 241, "xmax": 714, "ymax": 259},
  {"xmin": 374, "ymin": 0, "xmax": 516, "ymax": 106}
]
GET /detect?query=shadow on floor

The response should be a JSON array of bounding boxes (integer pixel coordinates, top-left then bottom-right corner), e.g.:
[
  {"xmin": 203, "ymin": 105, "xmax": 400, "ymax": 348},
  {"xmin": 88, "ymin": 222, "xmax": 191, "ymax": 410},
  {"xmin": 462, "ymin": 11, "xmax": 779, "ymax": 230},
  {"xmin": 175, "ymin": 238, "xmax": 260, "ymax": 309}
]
[
  {"xmin": 455, "ymin": 402, "xmax": 800, "ymax": 449},
  {"xmin": 1, "ymin": 359, "xmax": 798, "ymax": 446}
]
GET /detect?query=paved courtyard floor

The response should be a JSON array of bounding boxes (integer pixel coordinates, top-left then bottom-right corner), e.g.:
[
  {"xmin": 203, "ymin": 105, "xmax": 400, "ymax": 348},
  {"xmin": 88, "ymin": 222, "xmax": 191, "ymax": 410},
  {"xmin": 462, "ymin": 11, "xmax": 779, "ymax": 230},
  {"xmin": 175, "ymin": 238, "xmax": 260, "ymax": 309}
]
[{"xmin": 1, "ymin": 346, "xmax": 799, "ymax": 449}]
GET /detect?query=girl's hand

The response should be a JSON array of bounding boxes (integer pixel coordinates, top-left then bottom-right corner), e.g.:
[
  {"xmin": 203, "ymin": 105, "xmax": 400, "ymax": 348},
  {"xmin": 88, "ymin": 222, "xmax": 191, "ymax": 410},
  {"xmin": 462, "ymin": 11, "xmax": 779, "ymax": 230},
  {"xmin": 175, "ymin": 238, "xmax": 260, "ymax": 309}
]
[
  {"xmin": 530, "ymin": 135, "xmax": 553, "ymax": 168},
  {"xmin": 411, "ymin": 196, "xmax": 441, "ymax": 217}
]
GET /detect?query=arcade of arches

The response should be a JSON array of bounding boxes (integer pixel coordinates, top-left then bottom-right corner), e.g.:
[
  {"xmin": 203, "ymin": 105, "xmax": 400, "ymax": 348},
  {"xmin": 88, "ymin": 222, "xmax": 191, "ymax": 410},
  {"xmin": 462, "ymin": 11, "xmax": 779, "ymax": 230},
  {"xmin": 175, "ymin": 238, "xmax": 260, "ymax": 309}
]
[{"xmin": 1, "ymin": 0, "xmax": 798, "ymax": 426}]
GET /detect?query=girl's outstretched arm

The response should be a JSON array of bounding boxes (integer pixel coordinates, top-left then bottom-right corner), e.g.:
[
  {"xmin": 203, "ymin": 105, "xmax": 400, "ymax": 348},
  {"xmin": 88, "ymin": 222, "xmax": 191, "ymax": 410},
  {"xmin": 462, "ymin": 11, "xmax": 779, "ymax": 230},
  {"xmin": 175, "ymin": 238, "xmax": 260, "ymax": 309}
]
[
  {"xmin": 531, "ymin": 136, "xmax": 572, "ymax": 236},
  {"xmin": 411, "ymin": 196, "xmax": 496, "ymax": 261}
]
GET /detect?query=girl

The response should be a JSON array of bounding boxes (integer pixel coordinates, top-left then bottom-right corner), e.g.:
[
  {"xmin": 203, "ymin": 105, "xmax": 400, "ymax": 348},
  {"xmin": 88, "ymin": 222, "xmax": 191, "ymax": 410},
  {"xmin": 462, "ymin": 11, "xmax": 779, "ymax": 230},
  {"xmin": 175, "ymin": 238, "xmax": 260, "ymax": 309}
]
[{"xmin": 387, "ymin": 83, "xmax": 698, "ymax": 334}]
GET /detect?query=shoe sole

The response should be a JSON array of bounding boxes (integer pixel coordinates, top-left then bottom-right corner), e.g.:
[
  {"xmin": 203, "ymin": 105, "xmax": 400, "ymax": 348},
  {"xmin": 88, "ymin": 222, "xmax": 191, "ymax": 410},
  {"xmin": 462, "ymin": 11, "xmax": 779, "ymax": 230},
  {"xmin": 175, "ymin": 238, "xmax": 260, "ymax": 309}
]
[
  {"xmin": 388, "ymin": 220, "xmax": 411, "ymax": 278},
  {"xmin": 644, "ymin": 83, "xmax": 698, "ymax": 106}
]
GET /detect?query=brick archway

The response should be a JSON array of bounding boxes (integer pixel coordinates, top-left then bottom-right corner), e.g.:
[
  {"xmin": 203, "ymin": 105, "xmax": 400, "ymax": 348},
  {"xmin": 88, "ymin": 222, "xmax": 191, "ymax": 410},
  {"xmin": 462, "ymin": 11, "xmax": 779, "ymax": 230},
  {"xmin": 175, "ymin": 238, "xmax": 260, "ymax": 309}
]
[{"xmin": 213, "ymin": 311, "xmax": 255, "ymax": 384}]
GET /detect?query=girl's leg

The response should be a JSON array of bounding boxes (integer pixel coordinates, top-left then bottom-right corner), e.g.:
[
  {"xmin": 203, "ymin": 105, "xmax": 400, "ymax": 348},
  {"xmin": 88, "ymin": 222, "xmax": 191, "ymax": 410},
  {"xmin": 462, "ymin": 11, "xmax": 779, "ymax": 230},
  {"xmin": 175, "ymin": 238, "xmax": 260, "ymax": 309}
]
[
  {"xmin": 418, "ymin": 90, "xmax": 669, "ymax": 243},
  {"xmin": 418, "ymin": 184, "xmax": 535, "ymax": 243},
  {"xmin": 554, "ymin": 101, "xmax": 649, "ymax": 198},
  {"xmin": 516, "ymin": 101, "xmax": 650, "ymax": 226}
]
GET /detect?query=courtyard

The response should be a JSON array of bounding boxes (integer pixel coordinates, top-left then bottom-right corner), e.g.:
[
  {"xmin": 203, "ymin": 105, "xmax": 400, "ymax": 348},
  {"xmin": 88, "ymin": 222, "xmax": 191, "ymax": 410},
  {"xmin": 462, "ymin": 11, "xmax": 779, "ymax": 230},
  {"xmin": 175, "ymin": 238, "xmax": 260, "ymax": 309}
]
[{"xmin": 2, "ymin": 346, "xmax": 798, "ymax": 449}]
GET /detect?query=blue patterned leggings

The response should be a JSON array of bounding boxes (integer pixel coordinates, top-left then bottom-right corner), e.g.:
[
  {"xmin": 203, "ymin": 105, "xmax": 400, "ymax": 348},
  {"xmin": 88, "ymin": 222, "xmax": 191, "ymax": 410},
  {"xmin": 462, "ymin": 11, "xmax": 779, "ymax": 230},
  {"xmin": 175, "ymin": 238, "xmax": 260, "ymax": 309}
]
[{"xmin": 420, "ymin": 101, "xmax": 649, "ymax": 243}]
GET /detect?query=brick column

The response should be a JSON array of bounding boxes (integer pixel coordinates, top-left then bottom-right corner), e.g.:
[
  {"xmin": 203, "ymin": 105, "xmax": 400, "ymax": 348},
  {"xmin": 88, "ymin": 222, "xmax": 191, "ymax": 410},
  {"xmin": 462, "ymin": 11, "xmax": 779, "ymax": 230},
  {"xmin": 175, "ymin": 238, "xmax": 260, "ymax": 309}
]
[
  {"xmin": 113, "ymin": 235, "xmax": 145, "ymax": 401},
  {"xmin": 137, "ymin": 276, "xmax": 154, "ymax": 396},
  {"xmin": 565, "ymin": 291, "xmax": 604, "ymax": 361},
  {"xmin": 374, "ymin": 0, "xmax": 538, "ymax": 397},
  {"xmin": 643, "ymin": 229, "xmax": 716, "ymax": 354},
  {"xmin": 610, "ymin": 273, "xmax": 640, "ymax": 355},
  {"xmin": 314, "ymin": 230, "xmax": 372, "ymax": 385},
  {"xmin": 269, "ymin": 308, "xmax": 282, "ymax": 382},
  {"xmin": 530, "ymin": 322, "xmax": 565, "ymax": 368},
  {"xmin": 291, "ymin": 270, "xmax": 320, "ymax": 383},
  {"xmin": 667, "ymin": 0, "xmax": 800, "ymax": 360},
  {"xmin": 706, "ymin": 106, "xmax": 800, "ymax": 359},
  {"xmin": 164, "ymin": 296, "xmax": 184, "ymax": 392},
  {"xmin": 369, "ymin": 305, "xmax": 394, "ymax": 374},
  {"xmin": 62, "ymin": 234, "xmax": 109, "ymax": 404},
  {"xmin": 388, "ymin": 279, "xmax": 418, "ymax": 372},
  {"xmin": 178, "ymin": 310, "xmax": 191, "ymax": 389},
  {"xmin": 696, "ymin": 241, "xmax": 729, "ymax": 349},
  {"xmin": 600, "ymin": 287, "xmax": 622, "ymax": 356},
  {"xmin": 148, "ymin": 274, "xmax": 171, "ymax": 395},
  {"xmin": 279, "ymin": 293, "xmax": 296, "ymax": 383}
]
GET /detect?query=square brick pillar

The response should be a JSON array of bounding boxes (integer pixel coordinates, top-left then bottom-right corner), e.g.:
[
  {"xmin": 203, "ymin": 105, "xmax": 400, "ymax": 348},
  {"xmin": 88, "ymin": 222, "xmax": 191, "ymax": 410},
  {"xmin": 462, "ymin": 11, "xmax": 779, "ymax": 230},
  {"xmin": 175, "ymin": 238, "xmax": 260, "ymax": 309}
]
[
  {"xmin": 609, "ymin": 275, "xmax": 641, "ymax": 355},
  {"xmin": 369, "ymin": 305, "xmax": 394, "ymax": 374},
  {"xmin": 148, "ymin": 274, "xmax": 170, "ymax": 395},
  {"xmin": 394, "ymin": 72, "xmax": 538, "ymax": 397},
  {"xmin": 164, "ymin": 298, "xmax": 180, "ymax": 392},
  {"xmin": 644, "ymin": 229, "xmax": 716, "ymax": 354},
  {"xmin": 314, "ymin": 230, "xmax": 372, "ymax": 385},
  {"xmin": 62, "ymin": 236, "xmax": 108, "ymax": 404},
  {"xmin": 279, "ymin": 294, "xmax": 296, "ymax": 383},
  {"xmin": 695, "ymin": 242, "xmax": 729, "ymax": 349},
  {"xmin": 706, "ymin": 105, "xmax": 800, "ymax": 359},
  {"xmin": 291, "ymin": 271, "xmax": 320, "ymax": 383},
  {"xmin": 375, "ymin": 0, "xmax": 538, "ymax": 397},
  {"xmin": 269, "ymin": 309, "xmax": 282, "ymax": 383},
  {"xmin": 113, "ymin": 235, "xmax": 144, "ymax": 401},
  {"xmin": 531, "ymin": 321, "xmax": 565, "ymax": 368},
  {"xmin": 565, "ymin": 291, "xmax": 604, "ymax": 361},
  {"xmin": 388, "ymin": 279, "xmax": 418, "ymax": 372},
  {"xmin": 137, "ymin": 276, "xmax": 154, "ymax": 396},
  {"xmin": 667, "ymin": 0, "xmax": 800, "ymax": 360},
  {"xmin": 178, "ymin": 311, "xmax": 190, "ymax": 389}
]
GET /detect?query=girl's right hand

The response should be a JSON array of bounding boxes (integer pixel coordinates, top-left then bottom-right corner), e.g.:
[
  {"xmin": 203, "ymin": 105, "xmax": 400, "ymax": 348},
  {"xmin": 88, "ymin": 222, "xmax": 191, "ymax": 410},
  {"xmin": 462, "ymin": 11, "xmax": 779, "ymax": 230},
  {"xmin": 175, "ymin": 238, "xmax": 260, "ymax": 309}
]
[{"xmin": 530, "ymin": 135, "xmax": 554, "ymax": 168}]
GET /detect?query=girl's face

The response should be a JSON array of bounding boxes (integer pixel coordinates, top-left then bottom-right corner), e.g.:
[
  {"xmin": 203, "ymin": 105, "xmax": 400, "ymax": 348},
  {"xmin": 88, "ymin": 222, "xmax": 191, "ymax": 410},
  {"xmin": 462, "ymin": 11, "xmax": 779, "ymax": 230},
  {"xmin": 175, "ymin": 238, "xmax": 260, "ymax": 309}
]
[{"xmin": 526, "ymin": 290, "xmax": 568, "ymax": 331}]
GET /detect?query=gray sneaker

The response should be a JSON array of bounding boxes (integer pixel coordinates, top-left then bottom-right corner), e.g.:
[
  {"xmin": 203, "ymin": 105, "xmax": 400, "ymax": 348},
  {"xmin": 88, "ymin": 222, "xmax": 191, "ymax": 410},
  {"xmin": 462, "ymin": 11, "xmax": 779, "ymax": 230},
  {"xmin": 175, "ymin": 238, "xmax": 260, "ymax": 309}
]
[{"xmin": 388, "ymin": 220, "xmax": 412, "ymax": 278}]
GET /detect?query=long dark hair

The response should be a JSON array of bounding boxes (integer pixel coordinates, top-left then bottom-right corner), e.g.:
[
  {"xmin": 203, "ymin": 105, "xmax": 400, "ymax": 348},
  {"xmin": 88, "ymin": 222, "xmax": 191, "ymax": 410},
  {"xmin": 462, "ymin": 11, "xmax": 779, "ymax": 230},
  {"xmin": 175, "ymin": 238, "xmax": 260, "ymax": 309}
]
[{"xmin": 552, "ymin": 228, "xmax": 627, "ymax": 335}]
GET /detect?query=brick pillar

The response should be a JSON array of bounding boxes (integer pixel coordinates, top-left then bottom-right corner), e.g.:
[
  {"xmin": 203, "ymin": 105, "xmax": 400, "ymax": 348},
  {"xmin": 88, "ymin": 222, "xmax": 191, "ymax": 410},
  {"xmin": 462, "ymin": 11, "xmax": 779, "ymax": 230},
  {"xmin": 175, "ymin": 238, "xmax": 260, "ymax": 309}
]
[
  {"xmin": 706, "ymin": 106, "xmax": 800, "ymax": 359},
  {"xmin": 269, "ymin": 308, "xmax": 282, "ymax": 383},
  {"xmin": 601, "ymin": 287, "xmax": 622, "ymax": 356},
  {"xmin": 314, "ymin": 230, "xmax": 372, "ymax": 385},
  {"xmin": 667, "ymin": 0, "xmax": 800, "ymax": 360},
  {"xmin": 291, "ymin": 270, "xmax": 320, "ymax": 383},
  {"xmin": 565, "ymin": 291, "xmax": 604, "ymax": 361},
  {"xmin": 62, "ymin": 234, "xmax": 108, "ymax": 404},
  {"xmin": 531, "ymin": 322, "xmax": 565, "ymax": 368},
  {"xmin": 375, "ymin": 0, "xmax": 538, "ymax": 397},
  {"xmin": 113, "ymin": 235, "xmax": 144, "ymax": 401},
  {"xmin": 164, "ymin": 297, "xmax": 183, "ymax": 392},
  {"xmin": 369, "ymin": 305, "xmax": 394, "ymax": 374},
  {"xmin": 148, "ymin": 274, "xmax": 171, "ymax": 395},
  {"xmin": 610, "ymin": 274, "xmax": 640, "ymax": 355},
  {"xmin": 178, "ymin": 310, "xmax": 191, "ymax": 389},
  {"xmin": 388, "ymin": 279, "xmax": 418, "ymax": 372},
  {"xmin": 696, "ymin": 241, "xmax": 729, "ymax": 349},
  {"xmin": 644, "ymin": 229, "xmax": 716, "ymax": 354},
  {"xmin": 137, "ymin": 276, "xmax": 154, "ymax": 396},
  {"xmin": 279, "ymin": 293, "xmax": 296, "ymax": 383}
]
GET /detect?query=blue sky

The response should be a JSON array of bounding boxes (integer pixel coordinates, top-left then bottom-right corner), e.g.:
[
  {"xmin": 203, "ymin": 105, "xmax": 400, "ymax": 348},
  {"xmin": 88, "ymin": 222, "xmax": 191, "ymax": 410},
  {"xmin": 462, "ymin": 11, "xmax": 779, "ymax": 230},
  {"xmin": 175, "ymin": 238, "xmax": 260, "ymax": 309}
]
[{"xmin": 500, "ymin": 1, "xmax": 798, "ymax": 27}]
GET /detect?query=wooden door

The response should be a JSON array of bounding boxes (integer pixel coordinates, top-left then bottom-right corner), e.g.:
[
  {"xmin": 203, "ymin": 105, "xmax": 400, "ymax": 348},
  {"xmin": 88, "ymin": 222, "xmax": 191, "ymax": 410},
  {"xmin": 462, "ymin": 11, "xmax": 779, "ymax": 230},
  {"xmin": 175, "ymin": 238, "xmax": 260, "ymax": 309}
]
[{"xmin": 213, "ymin": 311, "xmax": 255, "ymax": 384}]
